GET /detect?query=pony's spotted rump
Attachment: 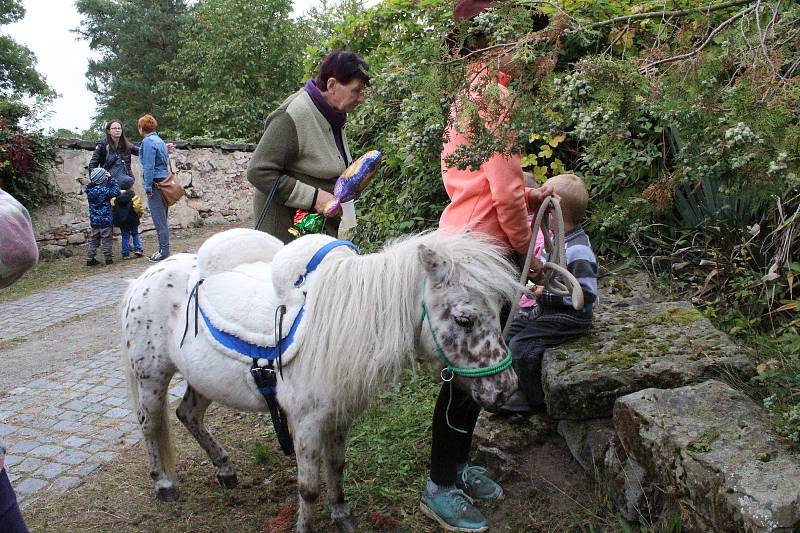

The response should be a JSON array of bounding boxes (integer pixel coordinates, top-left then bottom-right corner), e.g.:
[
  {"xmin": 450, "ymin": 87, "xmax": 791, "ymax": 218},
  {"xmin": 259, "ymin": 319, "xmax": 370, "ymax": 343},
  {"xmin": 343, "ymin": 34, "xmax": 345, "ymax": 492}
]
[{"xmin": 122, "ymin": 228, "xmax": 521, "ymax": 532}]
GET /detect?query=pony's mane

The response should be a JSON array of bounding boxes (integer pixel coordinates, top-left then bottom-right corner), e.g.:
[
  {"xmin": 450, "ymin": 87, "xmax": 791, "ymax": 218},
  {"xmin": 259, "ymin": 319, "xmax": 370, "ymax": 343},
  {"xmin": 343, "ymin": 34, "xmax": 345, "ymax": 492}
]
[{"xmin": 295, "ymin": 230, "xmax": 521, "ymax": 419}]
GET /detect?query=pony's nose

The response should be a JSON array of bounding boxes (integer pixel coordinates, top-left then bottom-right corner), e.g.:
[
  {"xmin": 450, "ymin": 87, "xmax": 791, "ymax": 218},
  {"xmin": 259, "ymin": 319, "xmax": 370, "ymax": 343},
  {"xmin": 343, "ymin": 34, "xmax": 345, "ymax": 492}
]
[
  {"xmin": 470, "ymin": 380, "xmax": 498, "ymax": 407},
  {"xmin": 493, "ymin": 371, "xmax": 517, "ymax": 406},
  {"xmin": 470, "ymin": 368, "xmax": 517, "ymax": 409}
]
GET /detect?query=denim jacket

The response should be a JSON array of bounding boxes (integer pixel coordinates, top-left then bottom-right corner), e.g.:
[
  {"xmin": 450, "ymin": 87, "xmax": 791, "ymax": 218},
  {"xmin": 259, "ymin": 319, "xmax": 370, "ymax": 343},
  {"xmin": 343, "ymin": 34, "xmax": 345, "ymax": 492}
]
[{"xmin": 140, "ymin": 132, "xmax": 169, "ymax": 193}]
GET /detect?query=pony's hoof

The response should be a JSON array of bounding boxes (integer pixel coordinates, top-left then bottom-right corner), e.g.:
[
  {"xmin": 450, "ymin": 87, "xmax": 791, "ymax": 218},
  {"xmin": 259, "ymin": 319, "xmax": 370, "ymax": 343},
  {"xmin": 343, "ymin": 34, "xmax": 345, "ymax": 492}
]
[
  {"xmin": 335, "ymin": 515, "xmax": 358, "ymax": 533},
  {"xmin": 156, "ymin": 486, "xmax": 180, "ymax": 502},
  {"xmin": 217, "ymin": 472, "xmax": 239, "ymax": 489}
]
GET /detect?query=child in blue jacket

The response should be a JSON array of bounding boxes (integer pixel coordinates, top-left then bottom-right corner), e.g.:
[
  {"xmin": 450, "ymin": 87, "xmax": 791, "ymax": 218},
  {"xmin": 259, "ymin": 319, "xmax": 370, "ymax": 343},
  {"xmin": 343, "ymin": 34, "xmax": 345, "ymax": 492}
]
[{"xmin": 85, "ymin": 167, "xmax": 120, "ymax": 266}]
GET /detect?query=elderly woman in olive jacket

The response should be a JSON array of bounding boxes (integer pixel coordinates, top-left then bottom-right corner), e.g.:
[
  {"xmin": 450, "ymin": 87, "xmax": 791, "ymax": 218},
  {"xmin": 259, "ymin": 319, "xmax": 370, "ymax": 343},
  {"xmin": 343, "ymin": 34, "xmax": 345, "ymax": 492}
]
[{"xmin": 246, "ymin": 51, "xmax": 369, "ymax": 242}]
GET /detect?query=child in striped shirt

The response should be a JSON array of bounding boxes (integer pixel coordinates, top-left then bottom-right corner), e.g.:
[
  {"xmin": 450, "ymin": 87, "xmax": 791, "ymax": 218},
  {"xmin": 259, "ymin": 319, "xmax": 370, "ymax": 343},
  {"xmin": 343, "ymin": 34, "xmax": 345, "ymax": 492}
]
[{"xmin": 501, "ymin": 173, "xmax": 598, "ymax": 413}]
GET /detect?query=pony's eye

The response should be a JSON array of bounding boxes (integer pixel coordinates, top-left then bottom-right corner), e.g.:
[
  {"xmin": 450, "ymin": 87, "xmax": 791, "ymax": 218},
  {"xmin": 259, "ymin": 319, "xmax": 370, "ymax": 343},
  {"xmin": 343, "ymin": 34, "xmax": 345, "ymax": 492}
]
[{"xmin": 454, "ymin": 316, "xmax": 473, "ymax": 329}]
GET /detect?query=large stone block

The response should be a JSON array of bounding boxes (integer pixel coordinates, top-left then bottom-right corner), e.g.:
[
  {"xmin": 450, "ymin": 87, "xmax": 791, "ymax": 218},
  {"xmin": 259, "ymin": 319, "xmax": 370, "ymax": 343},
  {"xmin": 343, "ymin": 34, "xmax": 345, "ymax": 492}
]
[
  {"xmin": 51, "ymin": 149, "xmax": 89, "ymax": 194},
  {"xmin": 472, "ymin": 411, "xmax": 555, "ymax": 482},
  {"xmin": 558, "ymin": 419, "xmax": 664, "ymax": 522},
  {"xmin": 614, "ymin": 380, "xmax": 800, "ymax": 532},
  {"xmin": 543, "ymin": 300, "xmax": 754, "ymax": 420}
]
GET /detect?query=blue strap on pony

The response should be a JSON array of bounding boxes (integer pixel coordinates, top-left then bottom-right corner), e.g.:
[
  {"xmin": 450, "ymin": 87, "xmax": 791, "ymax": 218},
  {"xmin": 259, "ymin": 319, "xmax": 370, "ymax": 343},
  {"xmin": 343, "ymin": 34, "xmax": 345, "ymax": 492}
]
[{"xmin": 180, "ymin": 239, "xmax": 358, "ymax": 455}]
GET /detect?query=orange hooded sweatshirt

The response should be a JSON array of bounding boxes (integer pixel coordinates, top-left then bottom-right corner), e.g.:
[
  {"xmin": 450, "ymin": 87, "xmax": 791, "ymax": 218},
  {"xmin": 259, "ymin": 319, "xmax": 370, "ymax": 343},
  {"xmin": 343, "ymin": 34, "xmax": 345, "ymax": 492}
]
[{"xmin": 439, "ymin": 67, "xmax": 533, "ymax": 256}]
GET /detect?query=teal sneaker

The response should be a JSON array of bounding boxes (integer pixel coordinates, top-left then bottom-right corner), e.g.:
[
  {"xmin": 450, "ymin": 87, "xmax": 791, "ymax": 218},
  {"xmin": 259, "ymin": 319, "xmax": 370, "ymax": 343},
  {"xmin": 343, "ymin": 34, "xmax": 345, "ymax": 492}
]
[
  {"xmin": 420, "ymin": 484, "xmax": 488, "ymax": 532},
  {"xmin": 456, "ymin": 464, "xmax": 503, "ymax": 500}
]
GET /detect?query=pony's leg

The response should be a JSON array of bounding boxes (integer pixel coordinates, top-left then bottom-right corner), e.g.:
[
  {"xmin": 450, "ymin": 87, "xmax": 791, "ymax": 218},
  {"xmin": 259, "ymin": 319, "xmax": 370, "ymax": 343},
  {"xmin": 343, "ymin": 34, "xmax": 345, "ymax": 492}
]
[
  {"xmin": 294, "ymin": 420, "xmax": 323, "ymax": 533},
  {"xmin": 136, "ymin": 374, "xmax": 179, "ymax": 501},
  {"xmin": 324, "ymin": 427, "xmax": 357, "ymax": 532},
  {"xmin": 175, "ymin": 385, "xmax": 237, "ymax": 488}
]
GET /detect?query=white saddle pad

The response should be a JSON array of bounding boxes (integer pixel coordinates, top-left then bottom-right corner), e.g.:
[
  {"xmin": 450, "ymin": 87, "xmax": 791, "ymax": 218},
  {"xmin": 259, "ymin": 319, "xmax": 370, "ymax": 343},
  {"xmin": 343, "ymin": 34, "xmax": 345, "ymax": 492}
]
[{"xmin": 191, "ymin": 230, "xmax": 357, "ymax": 364}]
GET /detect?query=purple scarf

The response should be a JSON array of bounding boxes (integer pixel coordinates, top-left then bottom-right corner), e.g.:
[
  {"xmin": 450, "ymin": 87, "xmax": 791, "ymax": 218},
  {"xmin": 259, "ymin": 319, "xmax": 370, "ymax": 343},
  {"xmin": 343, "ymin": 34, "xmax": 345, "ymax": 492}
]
[{"xmin": 304, "ymin": 80, "xmax": 348, "ymax": 164}]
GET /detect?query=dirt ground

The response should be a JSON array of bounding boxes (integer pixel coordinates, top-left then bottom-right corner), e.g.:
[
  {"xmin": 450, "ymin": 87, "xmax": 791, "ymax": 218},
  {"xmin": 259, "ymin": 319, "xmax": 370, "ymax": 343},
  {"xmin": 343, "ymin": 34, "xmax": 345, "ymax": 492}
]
[{"xmin": 21, "ymin": 404, "xmax": 614, "ymax": 533}]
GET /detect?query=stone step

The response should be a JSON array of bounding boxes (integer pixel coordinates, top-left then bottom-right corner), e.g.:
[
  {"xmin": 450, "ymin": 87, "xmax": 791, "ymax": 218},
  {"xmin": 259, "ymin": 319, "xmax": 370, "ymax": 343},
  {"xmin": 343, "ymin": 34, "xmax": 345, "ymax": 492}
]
[
  {"xmin": 614, "ymin": 380, "xmax": 800, "ymax": 532},
  {"xmin": 557, "ymin": 418, "xmax": 663, "ymax": 522},
  {"xmin": 543, "ymin": 299, "xmax": 754, "ymax": 420},
  {"xmin": 471, "ymin": 411, "xmax": 554, "ymax": 482}
]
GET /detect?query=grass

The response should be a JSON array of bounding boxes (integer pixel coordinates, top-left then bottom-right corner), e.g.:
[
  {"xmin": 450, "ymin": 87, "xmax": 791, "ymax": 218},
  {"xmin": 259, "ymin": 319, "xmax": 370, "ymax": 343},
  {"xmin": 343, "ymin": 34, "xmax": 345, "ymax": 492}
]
[{"xmin": 0, "ymin": 222, "xmax": 247, "ymax": 303}]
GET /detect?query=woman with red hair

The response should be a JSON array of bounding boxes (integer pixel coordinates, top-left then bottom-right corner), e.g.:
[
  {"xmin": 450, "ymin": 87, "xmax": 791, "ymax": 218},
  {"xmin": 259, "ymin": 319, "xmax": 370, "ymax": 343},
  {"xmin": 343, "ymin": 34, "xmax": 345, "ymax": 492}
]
[{"xmin": 138, "ymin": 114, "xmax": 171, "ymax": 262}]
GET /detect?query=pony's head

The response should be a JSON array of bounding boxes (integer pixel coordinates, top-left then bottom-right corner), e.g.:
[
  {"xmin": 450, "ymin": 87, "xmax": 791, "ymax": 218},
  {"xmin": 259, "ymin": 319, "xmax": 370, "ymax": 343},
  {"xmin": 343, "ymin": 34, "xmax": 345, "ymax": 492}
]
[{"xmin": 416, "ymin": 234, "xmax": 520, "ymax": 409}]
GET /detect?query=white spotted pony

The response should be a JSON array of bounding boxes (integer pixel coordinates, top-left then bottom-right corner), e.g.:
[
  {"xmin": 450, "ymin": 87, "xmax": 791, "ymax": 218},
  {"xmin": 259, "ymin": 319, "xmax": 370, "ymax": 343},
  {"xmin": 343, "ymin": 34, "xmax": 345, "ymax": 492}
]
[{"xmin": 122, "ymin": 228, "xmax": 521, "ymax": 532}]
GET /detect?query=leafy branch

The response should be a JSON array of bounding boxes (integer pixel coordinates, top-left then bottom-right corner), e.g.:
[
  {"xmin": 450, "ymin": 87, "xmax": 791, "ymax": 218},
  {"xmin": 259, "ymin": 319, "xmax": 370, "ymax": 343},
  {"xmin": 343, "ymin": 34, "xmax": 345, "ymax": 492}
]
[
  {"xmin": 639, "ymin": 4, "xmax": 757, "ymax": 72},
  {"xmin": 579, "ymin": 0, "xmax": 755, "ymax": 31}
]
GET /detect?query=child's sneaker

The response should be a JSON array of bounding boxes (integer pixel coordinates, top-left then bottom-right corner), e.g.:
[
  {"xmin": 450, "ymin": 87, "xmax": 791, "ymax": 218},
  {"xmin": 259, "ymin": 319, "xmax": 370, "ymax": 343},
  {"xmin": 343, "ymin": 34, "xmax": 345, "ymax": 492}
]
[
  {"xmin": 86, "ymin": 258, "xmax": 100, "ymax": 267},
  {"xmin": 420, "ymin": 482, "xmax": 487, "ymax": 532},
  {"xmin": 105, "ymin": 258, "xmax": 114, "ymax": 266},
  {"xmin": 133, "ymin": 249, "xmax": 144, "ymax": 257},
  {"xmin": 121, "ymin": 254, "xmax": 131, "ymax": 260},
  {"xmin": 456, "ymin": 465, "xmax": 503, "ymax": 500},
  {"xmin": 148, "ymin": 251, "xmax": 167, "ymax": 263}
]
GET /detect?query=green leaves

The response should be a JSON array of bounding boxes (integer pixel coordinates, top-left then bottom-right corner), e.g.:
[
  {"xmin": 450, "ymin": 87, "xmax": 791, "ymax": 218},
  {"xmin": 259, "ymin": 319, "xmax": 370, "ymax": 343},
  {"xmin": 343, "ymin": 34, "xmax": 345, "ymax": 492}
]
[
  {"xmin": 159, "ymin": 0, "xmax": 303, "ymax": 141},
  {"xmin": 0, "ymin": 0, "xmax": 52, "ymax": 100}
]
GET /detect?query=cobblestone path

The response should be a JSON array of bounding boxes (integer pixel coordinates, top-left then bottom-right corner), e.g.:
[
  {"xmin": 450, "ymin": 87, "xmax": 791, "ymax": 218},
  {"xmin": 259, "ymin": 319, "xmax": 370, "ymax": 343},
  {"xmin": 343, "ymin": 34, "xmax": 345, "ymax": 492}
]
[
  {"xmin": 0, "ymin": 265, "xmax": 147, "ymax": 342},
  {"xmin": 0, "ymin": 266, "xmax": 186, "ymax": 508}
]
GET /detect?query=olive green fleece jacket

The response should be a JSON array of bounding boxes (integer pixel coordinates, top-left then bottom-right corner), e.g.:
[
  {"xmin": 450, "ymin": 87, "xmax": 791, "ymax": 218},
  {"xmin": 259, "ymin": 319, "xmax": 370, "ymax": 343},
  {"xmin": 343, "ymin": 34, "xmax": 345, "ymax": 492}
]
[{"xmin": 246, "ymin": 89, "xmax": 351, "ymax": 242}]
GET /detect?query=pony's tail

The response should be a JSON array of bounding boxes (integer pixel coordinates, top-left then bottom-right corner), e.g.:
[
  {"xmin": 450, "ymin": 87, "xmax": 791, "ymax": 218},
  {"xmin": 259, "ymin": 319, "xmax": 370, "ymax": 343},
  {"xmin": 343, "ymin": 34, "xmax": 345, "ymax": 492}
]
[{"xmin": 122, "ymin": 347, "xmax": 176, "ymax": 479}]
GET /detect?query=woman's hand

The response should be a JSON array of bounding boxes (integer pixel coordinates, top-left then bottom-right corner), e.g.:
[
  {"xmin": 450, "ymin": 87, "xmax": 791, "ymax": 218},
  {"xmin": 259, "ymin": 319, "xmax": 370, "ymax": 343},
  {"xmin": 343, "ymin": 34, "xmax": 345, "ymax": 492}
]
[
  {"xmin": 314, "ymin": 189, "xmax": 340, "ymax": 217},
  {"xmin": 166, "ymin": 143, "xmax": 176, "ymax": 153},
  {"xmin": 527, "ymin": 183, "xmax": 554, "ymax": 212}
]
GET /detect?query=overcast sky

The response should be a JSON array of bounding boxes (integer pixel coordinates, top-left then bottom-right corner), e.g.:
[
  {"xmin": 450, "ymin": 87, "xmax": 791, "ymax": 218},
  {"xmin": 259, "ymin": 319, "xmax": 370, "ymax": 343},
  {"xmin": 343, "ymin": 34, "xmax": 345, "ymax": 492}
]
[{"xmin": 5, "ymin": 0, "xmax": 322, "ymax": 133}]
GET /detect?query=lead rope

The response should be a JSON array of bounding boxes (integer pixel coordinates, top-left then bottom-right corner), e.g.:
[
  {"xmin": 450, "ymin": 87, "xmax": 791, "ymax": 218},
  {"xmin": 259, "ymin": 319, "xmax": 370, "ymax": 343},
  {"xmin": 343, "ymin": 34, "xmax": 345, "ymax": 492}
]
[
  {"xmin": 441, "ymin": 368, "xmax": 468, "ymax": 435},
  {"xmin": 501, "ymin": 195, "xmax": 584, "ymax": 338}
]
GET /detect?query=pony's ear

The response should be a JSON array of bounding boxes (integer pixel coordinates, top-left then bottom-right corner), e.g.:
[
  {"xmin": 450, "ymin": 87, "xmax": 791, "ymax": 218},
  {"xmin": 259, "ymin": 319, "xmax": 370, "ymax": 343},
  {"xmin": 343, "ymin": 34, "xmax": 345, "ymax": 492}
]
[{"xmin": 418, "ymin": 244, "xmax": 455, "ymax": 289}]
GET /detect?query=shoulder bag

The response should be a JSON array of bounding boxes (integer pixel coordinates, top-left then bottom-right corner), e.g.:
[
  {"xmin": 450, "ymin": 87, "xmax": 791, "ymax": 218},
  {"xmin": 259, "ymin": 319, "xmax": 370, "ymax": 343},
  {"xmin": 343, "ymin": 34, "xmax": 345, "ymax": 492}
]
[{"xmin": 155, "ymin": 158, "xmax": 185, "ymax": 208}]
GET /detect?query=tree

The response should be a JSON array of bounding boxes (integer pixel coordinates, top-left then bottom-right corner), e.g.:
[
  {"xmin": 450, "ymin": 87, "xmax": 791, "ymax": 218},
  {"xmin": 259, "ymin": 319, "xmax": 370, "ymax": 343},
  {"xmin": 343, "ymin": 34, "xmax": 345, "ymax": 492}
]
[
  {"xmin": 159, "ymin": 0, "xmax": 303, "ymax": 140},
  {"xmin": 0, "ymin": 0, "xmax": 52, "ymax": 101},
  {"xmin": 74, "ymin": 0, "xmax": 188, "ymax": 137},
  {"xmin": 296, "ymin": 0, "xmax": 367, "ymax": 64}
]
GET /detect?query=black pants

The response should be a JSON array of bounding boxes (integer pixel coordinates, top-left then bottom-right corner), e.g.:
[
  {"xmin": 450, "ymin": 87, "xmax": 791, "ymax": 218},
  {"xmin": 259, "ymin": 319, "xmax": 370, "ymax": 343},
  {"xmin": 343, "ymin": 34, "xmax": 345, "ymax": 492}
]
[{"xmin": 429, "ymin": 382, "xmax": 482, "ymax": 486}]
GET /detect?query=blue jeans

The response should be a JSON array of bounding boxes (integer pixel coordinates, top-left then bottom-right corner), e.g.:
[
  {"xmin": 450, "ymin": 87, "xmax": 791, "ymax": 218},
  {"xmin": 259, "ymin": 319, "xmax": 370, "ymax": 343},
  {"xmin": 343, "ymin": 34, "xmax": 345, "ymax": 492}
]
[
  {"xmin": 120, "ymin": 225, "xmax": 142, "ymax": 256},
  {"xmin": 147, "ymin": 189, "xmax": 170, "ymax": 256}
]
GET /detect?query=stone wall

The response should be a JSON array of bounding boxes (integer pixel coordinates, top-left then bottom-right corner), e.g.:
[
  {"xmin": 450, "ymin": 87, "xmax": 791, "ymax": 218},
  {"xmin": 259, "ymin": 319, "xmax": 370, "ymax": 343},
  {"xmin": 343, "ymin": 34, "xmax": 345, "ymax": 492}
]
[{"xmin": 33, "ymin": 139, "xmax": 258, "ymax": 246}]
